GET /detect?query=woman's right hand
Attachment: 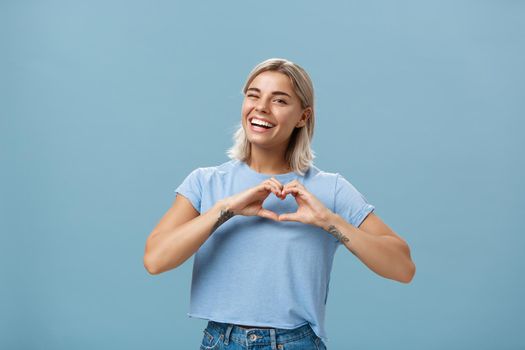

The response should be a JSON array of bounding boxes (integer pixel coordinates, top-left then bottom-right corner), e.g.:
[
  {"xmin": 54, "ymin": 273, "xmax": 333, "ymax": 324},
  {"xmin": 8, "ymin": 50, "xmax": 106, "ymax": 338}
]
[{"xmin": 221, "ymin": 177, "xmax": 286, "ymax": 221}]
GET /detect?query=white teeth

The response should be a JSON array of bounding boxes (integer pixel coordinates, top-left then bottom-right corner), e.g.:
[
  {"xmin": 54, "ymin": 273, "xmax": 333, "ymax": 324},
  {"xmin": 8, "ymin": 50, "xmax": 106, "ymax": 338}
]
[{"xmin": 251, "ymin": 118, "xmax": 275, "ymax": 128}]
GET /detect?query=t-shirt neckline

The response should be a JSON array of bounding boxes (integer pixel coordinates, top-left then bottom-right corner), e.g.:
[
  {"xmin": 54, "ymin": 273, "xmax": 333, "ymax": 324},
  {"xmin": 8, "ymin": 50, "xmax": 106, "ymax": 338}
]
[{"xmin": 237, "ymin": 160, "xmax": 299, "ymax": 180}]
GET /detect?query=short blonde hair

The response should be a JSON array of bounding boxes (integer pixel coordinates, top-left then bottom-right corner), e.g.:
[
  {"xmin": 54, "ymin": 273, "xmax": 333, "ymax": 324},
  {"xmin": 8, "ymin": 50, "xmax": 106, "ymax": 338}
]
[{"xmin": 226, "ymin": 58, "xmax": 316, "ymax": 176}]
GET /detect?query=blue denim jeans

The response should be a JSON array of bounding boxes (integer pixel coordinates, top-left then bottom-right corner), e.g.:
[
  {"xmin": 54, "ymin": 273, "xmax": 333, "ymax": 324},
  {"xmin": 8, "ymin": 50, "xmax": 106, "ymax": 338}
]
[{"xmin": 199, "ymin": 320, "xmax": 327, "ymax": 350}]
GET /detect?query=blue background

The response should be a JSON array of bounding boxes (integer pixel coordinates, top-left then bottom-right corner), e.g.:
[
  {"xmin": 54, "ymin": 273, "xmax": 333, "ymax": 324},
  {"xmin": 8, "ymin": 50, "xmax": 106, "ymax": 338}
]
[{"xmin": 2, "ymin": 0, "xmax": 524, "ymax": 349}]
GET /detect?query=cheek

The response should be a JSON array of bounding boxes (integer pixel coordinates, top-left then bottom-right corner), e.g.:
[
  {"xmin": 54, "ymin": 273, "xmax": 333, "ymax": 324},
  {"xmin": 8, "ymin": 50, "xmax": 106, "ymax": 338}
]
[
  {"xmin": 275, "ymin": 117, "xmax": 299, "ymax": 135},
  {"xmin": 276, "ymin": 115, "xmax": 295, "ymax": 128},
  {"xmin": 241, "ymin": 102, "xmax": 252, "ymax": 116}
]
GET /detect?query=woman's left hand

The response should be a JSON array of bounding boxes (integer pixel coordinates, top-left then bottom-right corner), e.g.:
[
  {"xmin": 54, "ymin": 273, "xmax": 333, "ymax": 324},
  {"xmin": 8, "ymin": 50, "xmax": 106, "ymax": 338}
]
[{"xmin": 278, "ymin": 179, "xmax": 333, "ymax": 227}]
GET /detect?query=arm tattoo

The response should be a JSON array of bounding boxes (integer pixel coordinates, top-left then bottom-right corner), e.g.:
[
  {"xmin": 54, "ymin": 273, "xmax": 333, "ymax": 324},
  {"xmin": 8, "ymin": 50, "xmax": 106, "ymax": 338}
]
[
  {"xmin": 210, "ymin": 208, "xmax": 235, "ymax": 235},
  {"xmin": 327, "ymin": 224, "xmax": 358, "ymax": 256},
  {"xmin": 327, "ymin": 225, "xmax": 350, "ymax": 245}
]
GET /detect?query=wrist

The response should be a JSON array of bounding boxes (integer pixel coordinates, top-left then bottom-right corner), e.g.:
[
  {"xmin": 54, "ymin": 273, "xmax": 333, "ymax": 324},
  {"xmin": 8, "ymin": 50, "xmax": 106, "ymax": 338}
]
[
  {"xmin": 317, "ymin": 209, "xmax": 337, "ymax": 231},
  {"xmin": 216, "ymin": 199, "xmax": 237, "ymax": 217}
]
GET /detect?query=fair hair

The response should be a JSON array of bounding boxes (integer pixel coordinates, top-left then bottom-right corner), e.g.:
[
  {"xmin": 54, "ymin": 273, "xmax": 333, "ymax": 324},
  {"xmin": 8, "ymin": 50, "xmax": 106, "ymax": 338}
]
[{"xmin": 226, "ymin": 58, "xmax": 316, "ymax": 176}]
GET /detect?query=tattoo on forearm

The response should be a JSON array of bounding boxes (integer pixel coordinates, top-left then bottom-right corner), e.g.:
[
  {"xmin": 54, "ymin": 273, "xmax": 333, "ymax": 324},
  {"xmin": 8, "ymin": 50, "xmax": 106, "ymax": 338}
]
[
  {"xmin": 210, "ymin": 208, "xmax": 235, "ymax": 235},
  {"xmin": 327, "ymin": 225, "xmax": 349, "ymax": 244},
  {"xmin": 327, "ymin": 224, "xmax": 358, "ymax": 256}
]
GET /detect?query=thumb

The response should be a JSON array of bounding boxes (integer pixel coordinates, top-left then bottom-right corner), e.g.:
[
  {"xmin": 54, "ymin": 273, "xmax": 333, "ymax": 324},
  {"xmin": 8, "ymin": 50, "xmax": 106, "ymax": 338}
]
[
  {"xmin": 257, "ymin": 208, "xmax": 279, "ymax": 221},
  {"xmin": 279, "ymin": 212, "xmax": 300, "ymax": 222}
]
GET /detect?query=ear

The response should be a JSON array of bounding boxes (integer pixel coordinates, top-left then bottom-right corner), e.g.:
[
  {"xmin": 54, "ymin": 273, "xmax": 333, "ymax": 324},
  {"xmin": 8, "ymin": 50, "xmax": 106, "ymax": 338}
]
[{"xmin": 296, "ymin": 107, "xmax": 312, "ymax": 128}]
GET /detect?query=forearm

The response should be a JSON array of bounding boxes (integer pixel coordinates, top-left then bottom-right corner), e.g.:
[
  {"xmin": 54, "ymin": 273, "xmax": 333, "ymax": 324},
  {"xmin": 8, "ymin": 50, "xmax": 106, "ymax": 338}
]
[
  {"xmin": 144, "ymin": 200, "xmax": 234, "ymax": 274},
  {"xmin": 320, "ymin": 212, "xmax": 415, "ymax": 283}
]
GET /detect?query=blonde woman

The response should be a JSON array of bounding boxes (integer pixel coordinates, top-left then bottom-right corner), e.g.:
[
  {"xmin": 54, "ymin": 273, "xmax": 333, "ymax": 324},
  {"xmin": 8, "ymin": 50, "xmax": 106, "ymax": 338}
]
[{"xmin": 144, "ymin": 58, "xmax": 416, "ymax": 350}]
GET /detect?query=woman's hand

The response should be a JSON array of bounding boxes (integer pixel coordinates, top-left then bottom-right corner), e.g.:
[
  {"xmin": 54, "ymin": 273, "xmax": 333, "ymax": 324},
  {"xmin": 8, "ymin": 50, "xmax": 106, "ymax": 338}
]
[
  {"xmin": 222, "ymin": 177, "xmax": 286, "ymax": 221},
  {"xmin": 278, "ymin": 179, "xmax": 333, "ymax": 227}
]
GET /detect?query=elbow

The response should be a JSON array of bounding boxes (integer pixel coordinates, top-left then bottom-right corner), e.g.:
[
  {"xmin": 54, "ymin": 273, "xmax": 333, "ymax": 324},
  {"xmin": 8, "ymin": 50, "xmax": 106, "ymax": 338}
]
[
  {"xmin": 144, "ymin": 254, "xmax": 161, "ymax": 275},
  {"xmin": 399, "ymin": 240, "xmax": 415, "ymax": 284},
  {"xmin": 144, "ymin": 254, "xmax": 182, "ymax": 275},
  {"xmin": 143, "ymin": 237, "xmax": 163, "ymax": 275},
  {"xmin": 400, "ymin": 261, "xmax": 416, "ymax": 284}
]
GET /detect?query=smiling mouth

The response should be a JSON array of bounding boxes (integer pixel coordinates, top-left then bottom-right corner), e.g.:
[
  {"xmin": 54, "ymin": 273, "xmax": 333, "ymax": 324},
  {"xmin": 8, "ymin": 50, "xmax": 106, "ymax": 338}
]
[
  {"xmin": 251, "ymin": 122, "xmax": 274, "ymax": 129},
  {"xmin": 249, "ymin": 117, "xmax": 276, "ymax": 129}
]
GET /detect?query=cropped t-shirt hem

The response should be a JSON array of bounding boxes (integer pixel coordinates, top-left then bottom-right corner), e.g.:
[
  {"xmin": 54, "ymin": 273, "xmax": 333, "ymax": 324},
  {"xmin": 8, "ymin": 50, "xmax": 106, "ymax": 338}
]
[
  {"xmin": 187, "ymin": 312, "xmax": 329, "ymax": 344},
  {"xmin": 187, "ymin": 312, "xmax": 310, "ymax": 330}
]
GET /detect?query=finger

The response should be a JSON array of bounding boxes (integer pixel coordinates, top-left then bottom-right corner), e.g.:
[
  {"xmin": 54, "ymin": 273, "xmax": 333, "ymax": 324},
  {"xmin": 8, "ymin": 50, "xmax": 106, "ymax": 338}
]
[
  {"xmin": 268, "ymin": 177, "xmax": 283, "ymax": 187},
  {"xmin": 283, "ymin": 181, "xmax": 304, "ymax": 191},
  {"xmin": 282, "ymin": 183, "xmax": 298, "ymax": 192},
  {"xmin": 261, "ymin": 183, "xmax": 281, "ymax": 198},
  {"xmin": 282, "ymin": 187, "xmax": 302, "ymax": 197},
  {"xmin": 286, "ymin": 180, "xmax": 305, "ymax": 190},
  {"xmin": 268, "ymin": 177, "xmax": 284, "ymax": 192},
  {"xmin": 280, "ymin": 182, "xmax": 300, "ymax": 198},
  {"xmin": 258, "ymin": 208, "xmax": 279, "ymax": 221},
  {"xmin": 267, "ymin": 178, "xmax": 286, "ymax": 199},
  {"xmin": 266, "ymin": 178, "xmax": 283, "ymax": 192}
]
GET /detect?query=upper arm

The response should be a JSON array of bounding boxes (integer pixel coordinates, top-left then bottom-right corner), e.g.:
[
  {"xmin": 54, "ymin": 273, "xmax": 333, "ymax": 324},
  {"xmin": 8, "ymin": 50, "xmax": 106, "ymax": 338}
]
[
  {"xmin": 359, "ymin": 212, "xmax": 406, "ymax": 244},
  {"xmin": 147, "ymin": 193, "xmax": 200, "ymax": 240}
]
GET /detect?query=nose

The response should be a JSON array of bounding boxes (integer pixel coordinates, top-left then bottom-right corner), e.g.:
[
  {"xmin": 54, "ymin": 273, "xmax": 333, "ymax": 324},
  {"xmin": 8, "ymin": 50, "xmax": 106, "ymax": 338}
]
[{"xmin": 255, "ymin": 96, "xmax": 270, "ymax": 113}]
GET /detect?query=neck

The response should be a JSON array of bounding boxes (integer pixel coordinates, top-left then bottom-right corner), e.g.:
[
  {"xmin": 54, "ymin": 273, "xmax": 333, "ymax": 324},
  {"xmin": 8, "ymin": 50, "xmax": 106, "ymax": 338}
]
[{"xmin": 247, "ymin": 144, "xmax": 291, "ymax": 175}]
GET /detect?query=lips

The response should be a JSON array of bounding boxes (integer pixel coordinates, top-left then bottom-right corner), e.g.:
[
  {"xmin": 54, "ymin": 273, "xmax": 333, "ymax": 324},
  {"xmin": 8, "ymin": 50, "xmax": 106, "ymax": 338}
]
[
  {"xmin": 249, "ymin": 116, "xmax": 277, "ymax": 127},
  {"xmin": 248, "ymin": 120, "xmax": 275, "ymax": 133}
]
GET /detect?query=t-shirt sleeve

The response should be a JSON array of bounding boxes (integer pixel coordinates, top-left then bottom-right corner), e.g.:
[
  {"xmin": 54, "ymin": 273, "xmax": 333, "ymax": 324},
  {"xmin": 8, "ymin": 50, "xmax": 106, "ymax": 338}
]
[
  {"xmin": 174, "ymin": 168, "xmax": 202, "ymax": 213},
  {"xmin": 334, "ymin": 173, "xmax": 375, "ymax": 236}
]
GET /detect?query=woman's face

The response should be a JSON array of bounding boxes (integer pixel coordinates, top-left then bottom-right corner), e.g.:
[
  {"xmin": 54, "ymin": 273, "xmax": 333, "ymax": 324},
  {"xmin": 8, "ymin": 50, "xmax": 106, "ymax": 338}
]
[{"xmin": 241, "ymin": 70, "xmax": 310, "ymax": 150}]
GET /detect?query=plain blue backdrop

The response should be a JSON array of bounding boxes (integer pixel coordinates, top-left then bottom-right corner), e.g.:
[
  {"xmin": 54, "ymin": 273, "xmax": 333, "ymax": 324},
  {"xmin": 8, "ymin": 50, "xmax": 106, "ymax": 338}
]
[{"xmin": 2, "ymin": 0, "xmax": 524, "ymax": 349}]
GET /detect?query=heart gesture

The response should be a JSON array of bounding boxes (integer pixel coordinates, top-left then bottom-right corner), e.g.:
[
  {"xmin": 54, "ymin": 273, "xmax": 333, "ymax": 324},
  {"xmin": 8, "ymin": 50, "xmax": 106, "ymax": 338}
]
[
  {"xmin": 277, "ymin": 179, "xmax": 331, "ymax": 227},
  {"xmin": 222, "ymin": 177, "xmax": 332, "ymax": 228}
]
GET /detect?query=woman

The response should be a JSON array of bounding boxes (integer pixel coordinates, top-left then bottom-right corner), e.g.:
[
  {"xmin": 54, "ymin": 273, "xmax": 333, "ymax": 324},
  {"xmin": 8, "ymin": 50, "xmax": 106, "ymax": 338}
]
[{"xmin": 144, "ymin": 58, "xmax": 416, "ymax": 349}]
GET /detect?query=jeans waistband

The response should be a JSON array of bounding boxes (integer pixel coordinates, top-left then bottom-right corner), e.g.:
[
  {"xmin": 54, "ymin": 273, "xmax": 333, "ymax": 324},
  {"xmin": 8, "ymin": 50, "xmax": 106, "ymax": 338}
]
[{"xmin": 206, "ymin": 320, "xmax": 315, "ymax": 347}]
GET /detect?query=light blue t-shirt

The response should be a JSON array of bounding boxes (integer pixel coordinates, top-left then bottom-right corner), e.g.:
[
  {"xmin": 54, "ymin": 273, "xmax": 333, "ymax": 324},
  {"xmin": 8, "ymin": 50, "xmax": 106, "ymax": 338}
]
[{"xmin": 174, "ymin": 159, "xmax": 375, "ymax": 344}]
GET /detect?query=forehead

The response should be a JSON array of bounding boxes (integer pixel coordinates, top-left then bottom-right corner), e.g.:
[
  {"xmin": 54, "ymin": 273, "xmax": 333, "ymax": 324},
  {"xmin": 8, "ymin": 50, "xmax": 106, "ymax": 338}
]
[{"xmin": 249, "ymin": 71, "xmax": 294, "ymax": 92}]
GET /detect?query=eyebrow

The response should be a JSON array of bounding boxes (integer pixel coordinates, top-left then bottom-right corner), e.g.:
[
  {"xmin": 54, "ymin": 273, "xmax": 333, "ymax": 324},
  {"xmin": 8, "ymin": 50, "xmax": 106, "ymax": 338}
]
[{"xmin": 246, "ymin": 87, "xmax": 291, "ymax": 98}]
